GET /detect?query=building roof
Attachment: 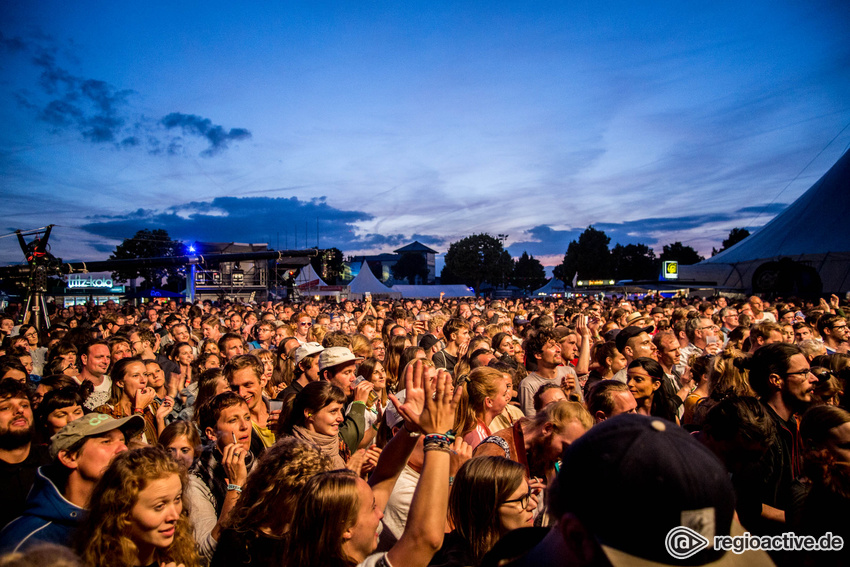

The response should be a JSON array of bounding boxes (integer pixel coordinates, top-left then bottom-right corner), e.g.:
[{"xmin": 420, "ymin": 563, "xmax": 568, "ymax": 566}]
[
  {"xmin": 393, "ymin": 241, "xmax": 438, "ymax": 254},
  {"xmin": 195, "ymin": 242, "xmax": 268, "ymax": 254}
]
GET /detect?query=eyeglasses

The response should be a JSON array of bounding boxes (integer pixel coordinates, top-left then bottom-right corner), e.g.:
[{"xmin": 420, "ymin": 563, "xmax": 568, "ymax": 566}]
[
  {"xmin": 784, "ymin": 369, "xmax": 813, "ymax": 379},
  {"xmin": 832, "ymin": 324, "xmax": 847, "ymax": 331},
  {"xmin": 298, "ymin": 322, "xmax": 312, "ymax": 327},
  {"xmin": 502, "ymin": 489, "xmax": 531, "ymax": 509}
]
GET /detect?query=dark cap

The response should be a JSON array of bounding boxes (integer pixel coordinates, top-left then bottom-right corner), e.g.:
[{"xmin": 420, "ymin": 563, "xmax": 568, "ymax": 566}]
[
  {"xmin": 554, "ymin": 414, "xmax": 753, "ymax": 566},
  {"xmin": 615, "ymin": 325, "xmax": 655, "ymax": 353},
  {"xmin": 419, "ymin": 333, "xmax": 441, "ymax": 351}
]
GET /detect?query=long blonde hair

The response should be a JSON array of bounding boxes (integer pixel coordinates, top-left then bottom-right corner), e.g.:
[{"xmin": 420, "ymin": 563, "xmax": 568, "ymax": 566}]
[
  {"xmin": 75, "ymin": 446, "xmax": 199, "ymax": 567},
  {"xmin": 454, "ymin": 366, "xmax": 505, "ymax": 438}
]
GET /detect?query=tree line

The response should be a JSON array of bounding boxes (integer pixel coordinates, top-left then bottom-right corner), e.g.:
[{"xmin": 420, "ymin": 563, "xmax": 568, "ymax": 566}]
[
  {"xmin": 107, "ymin": 226, "xmax": 749, "ymax": 292},
  {"xmin": 440, "ymin": 226, "xmax": 749, "ymax": 292}
]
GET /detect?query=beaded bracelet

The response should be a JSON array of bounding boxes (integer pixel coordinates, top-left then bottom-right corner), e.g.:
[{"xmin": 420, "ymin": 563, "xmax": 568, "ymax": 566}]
[
  {"xmin": 424, "ymin": 433, "xmax": 451, "ymax": 451},
  {"xmin": 424, "ymin": 433, "xmax": 450, "ymax": 444}
]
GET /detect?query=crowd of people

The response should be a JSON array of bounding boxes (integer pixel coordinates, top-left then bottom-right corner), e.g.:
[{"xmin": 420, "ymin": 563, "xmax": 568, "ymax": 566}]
[{"xmin": 0, "ymin": 291, "xmax": 847, "ymax": 566}]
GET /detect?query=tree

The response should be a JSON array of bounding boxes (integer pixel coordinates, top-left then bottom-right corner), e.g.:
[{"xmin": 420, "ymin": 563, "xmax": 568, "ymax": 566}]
[
  {"xmin": 311, "ymin": 247, "xmax": 344, "ymax": 284},
  {"xmin": 391, "ymin": 253, "xmax": 429, "ymax": 284},
  {"xmin": 660, "ymin": 242, "xmax": 704, "ymax": 265},
  {"xmin": 712, "ymin": 228, "xmax": 750, "ymax": 256},
  {"xmin": 611, "ymin": 243, "xmax": 659, "ymax": 281},
  {"xmin": 511, "ymin": 251, "xmax": 547, "ymax": 292},
  {"xmin": 441, "ymin": 234, "xmax": 514, "ymax": 294},
  {"xmin": 555, "ymin": 226, "xmax": 612, "ymax": 283},
  {"xmin": 110, "ymin": 229, "xmax": 184, "ymax": 289}
]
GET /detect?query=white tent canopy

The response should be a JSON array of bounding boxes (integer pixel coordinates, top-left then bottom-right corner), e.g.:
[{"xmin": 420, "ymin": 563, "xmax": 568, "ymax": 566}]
[
  {"xmin": 392, "ymin": 285, "xmax": 474, "ymax": 298},
  {"xmin": 347, "ymin": 263, "xmax": 401, "ymax": 300},
  {"xmin": 532, "ymin": 278, "xmax": 570, "ymax": 296},
  {"xmin": 294, "ymin": 264, "xmax": 345, "ymax": 297},
  {"xmin": 680, "ymin": 150, "xmax": 850, "ymax": 294},
  {"xmin": 294, "ymin": 263, "xmax": 328, "ymax": 290}
]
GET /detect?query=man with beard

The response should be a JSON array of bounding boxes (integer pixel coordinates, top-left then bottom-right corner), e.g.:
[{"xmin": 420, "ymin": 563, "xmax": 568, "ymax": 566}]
[
  {"xmin": 0, "ymin": 412, "xmax": 141, "ymax": 551},
  {"xmin": 0, "ymin": 380, "xmax": 50, "ymax": 530},
  {"xmin": 748, "ymin": 343, "xmax": 818, "ymax": 531},
  {"xmin": 473, "ymin": 400, "xmax": 592, "ymax": 485},
  {"xmin": 518, "ymin": 329, "xmax": 577, "ymax": 417}
]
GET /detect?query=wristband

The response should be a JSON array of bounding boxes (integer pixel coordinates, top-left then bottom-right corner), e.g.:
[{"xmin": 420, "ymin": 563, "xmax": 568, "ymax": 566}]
[
  {"xmin": 226, "ymin": 484, "xmax": 242, "ymax": 494},
  {"xmin": 351, "ymin": 400, "xmax": 366, "ymax": 407},
  {"xmin": 133, "ymin": 408, "xmax": 144, "ymax": 414},
  {"xmin": 423, "ymin": 434, "xmax": 452, "ymax": 451}
]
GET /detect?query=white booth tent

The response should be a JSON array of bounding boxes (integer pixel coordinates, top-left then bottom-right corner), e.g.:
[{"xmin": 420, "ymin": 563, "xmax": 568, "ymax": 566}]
[
  {"xmin": 532, "ymin": 278, "xmax": 571, "ymax": 297},
  {"xmin": 347, "ymin": 263, "xmax": 402, "ymax": 300},
  {"xmin": 392, "ymin": 285, "xmax": 475, "ymax": 298},
  {"xmin": 294, "ymin": 264, "xmax": 344, "ymax": 297},
  {"xmin": 679, "ymin": 150, "xmax": 850, "ymax": 294}
]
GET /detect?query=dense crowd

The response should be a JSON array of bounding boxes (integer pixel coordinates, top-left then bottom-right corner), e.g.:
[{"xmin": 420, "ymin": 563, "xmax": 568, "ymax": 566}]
[{"xmin": 0, "ymin": 291, "xmax": 847, "ymax": 567}]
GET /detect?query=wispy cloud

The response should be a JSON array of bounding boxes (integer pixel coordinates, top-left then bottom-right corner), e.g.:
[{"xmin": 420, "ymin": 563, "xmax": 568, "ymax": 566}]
[
  {"xmin": 5, "ymin": 31, "xmax": 251, "ymax": 157},
  {"xmin": 161, "ymin": 113, "xmax": 252, "ymax": 157}
]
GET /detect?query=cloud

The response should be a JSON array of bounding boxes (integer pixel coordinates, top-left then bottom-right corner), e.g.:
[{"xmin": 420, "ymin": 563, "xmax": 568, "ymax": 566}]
[
  {"xmin": 78, "ymin": 196, "xmax": 438, "ymax": 253},
  {"xmin": 0, "ymin": 31, "xmax": 26, "ymax": 53},
  {"xmin": 6, "ymin": 32, "xmax": 250, "ymax": 156},
  {"xmin": 161, "ymin": 113, "xmax": 252, "ymax": 156}
]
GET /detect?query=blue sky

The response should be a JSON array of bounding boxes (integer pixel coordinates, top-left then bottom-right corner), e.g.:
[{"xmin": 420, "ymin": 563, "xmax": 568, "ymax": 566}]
[{"xmin": 2, "ymin": 1, "xmax": 849, "ymax": 273}]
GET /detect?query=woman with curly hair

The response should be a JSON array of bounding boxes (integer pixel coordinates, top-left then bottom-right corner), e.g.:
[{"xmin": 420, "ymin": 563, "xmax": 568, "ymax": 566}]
[
  {"xmin": 209, "ymin": 438, "xmax": 332, "ymax": 567},
  {"xmin": 74, "ymin": 445, "xmax": 200, "ymax": 567}
]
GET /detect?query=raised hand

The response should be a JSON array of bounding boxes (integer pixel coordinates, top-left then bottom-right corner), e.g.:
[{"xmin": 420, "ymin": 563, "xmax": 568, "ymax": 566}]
[{"xmin": 221, "ymin": 439, "xmax": 248, "ymax": 487}]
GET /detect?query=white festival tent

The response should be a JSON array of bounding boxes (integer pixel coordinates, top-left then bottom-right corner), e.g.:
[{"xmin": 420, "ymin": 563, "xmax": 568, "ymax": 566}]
[
  {"xmin": 294, "ymin": 263, "xmax": 328, "ymax": 290},
  {"xmin": 392, "ymin": 284, "xmax": 475, "ymax": 298},
  {"xmin": 293, "ymin": 264, "xmax": 343, "ymax": 297},
  {"xmin": 532, "ymin": 278, "xmax": 571, "ymax": 296},
  {"xmin": 679, "ymin": 150, "xmax": 850, "ymax": 294},
  {"xmin": 347, "ymin": 263, "xmax": 402, "ymax": 300}
]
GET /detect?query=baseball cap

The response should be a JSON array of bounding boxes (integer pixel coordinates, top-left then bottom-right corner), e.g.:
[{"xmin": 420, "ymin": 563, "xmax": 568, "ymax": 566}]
[
  {"xmin": 552, "ymin": 414, "xmax": 770, "ymax": 566},
  {"xmin": 615, "ymin": 325, "xmax": 655, "ymax": 353},
  {"xmin": 49, "ymin": 413, "xmax": 144, "ymax": 459},
  {"xmin": 292, "ymin": 342, "xmax": 324, "ymax": 365},
  {"xmin": 419, "ymin": 334, "xmax": 440, "ymax": 351},
  {"xmin": 318, "ymin": 346, "xmax": 363, "ymax": 371}
]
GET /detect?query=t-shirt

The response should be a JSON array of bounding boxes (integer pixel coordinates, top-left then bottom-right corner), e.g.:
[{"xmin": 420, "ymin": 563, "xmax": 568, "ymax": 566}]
[
  {"xmin": 252, "ymin": 421, "xmax": 275, "ymax": 448},
  {"xmin": 82, "ymin": 375, "xmax": 112, "ymax": 410},
  {"xmin": 382, "ymin": 464, "xmax": 421, "ymax": 541},
  {"xmin": 517, "ymin": 366, "xmax": 576, "ymax": 417},
  {"xmin": 432, "ymin": 350, "xmax": 458, "ymax": 374},
  {"xmin": 0, "ymin": 444, "xmax": 51, "ymax": 530}
]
